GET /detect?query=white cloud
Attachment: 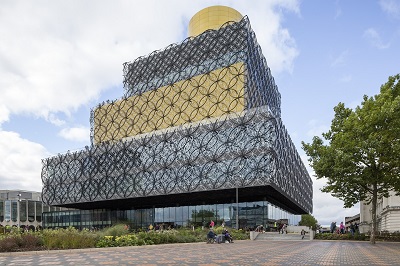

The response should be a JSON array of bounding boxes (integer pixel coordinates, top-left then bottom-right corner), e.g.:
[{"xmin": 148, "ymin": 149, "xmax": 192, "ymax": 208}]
[
  {"xmin": 334, "ymin": 0, "xmax": 342, "ymax": 20},
  {"xmin": 306, "ymin": 120, "xmax": 329, "ymax": 139},
  {"xmin": 312, "ymin": 176, "xmax": 360, "ymax": 225},
  {"xmin": 47, "ymin": 113, "xmax": 66, "ymax": 127},
  {"xmin": 239, "ymin": 2, "xmax": 299, "ymax": 74},
  {"xmin": 363, "ymin": 28, "xmax": 391, "ymax": 49},
  {"xmin": 59, "ymin": 126, "xmax": 90, "ymax": 142},
  {"xmin": 0, "ymin": 0, "xmax": 299, "ymax": 123},
  {"xmin": 0, "ymin": 1, "xmax": 185, "ymax": 125},
  {"xmin": 380, "ymin": 0, "xmax": 400, "ymax": 19},
  {"xmin": 0, "ymin": 105, "xmax": 10, "ymax": 125},
  {"xmin": 339, "ymin": 74, "xmax": 352, "ymax": 83},
  {"xmin": 0, "ymin": 130, "xmax": 49, "ymax": 192},
  {"xmin": 303, "ymin": 163, "xmax": 359, "ymax": 226},
  {"xmin": 330, "ymin": 50, "xmax": 349, "ymax": 67}
]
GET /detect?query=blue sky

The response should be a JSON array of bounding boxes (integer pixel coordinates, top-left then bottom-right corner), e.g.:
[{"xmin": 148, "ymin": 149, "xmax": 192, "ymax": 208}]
[{"xmin": 0, "ymin": 0, "xmax": 399, "ymax": 226}]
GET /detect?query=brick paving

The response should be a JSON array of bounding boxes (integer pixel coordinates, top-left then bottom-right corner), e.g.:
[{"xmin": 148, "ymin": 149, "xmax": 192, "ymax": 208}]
[{"xmin": 0, "ymin": 240, "xmax": 399, "ymax": 265}]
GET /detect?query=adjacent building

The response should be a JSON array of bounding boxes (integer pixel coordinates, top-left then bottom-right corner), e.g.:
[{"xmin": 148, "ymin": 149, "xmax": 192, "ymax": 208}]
[
  {"xmin": 359, "ymin": 192, "xmax": 400, "ymax": 233},
  {"xmin": 344, "ymin": 213, "xmax": 360, "ymax": 232},
  {"xmin": 0, "ymin": 190, "xmax": 65, "ymax": 230},
  {"xmin": 41, "ymin": 6, "xmax": 313, "ymax": 230}
]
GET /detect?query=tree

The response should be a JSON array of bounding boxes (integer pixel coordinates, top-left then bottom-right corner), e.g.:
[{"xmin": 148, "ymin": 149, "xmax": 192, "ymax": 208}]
[
  {"xmin": 298, "ymin": 214, "xmax": 318, "ymax": 231},
  {"xmin": 191, "ymin": 209, "xmax": 220, "ymax": 226},
  {"xmin": 302, "ymin": 74, "xmax": 400, "ymax": 244}
]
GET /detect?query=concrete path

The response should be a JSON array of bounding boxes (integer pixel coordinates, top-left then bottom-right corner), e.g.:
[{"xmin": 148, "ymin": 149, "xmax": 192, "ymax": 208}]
[
  {"xmin": 0, "ymin": 240, "xmax": 399, "ymax": 265},
  {"xmin": 255, "ymin": 231, "xmax": 311, "ymax": 241}
]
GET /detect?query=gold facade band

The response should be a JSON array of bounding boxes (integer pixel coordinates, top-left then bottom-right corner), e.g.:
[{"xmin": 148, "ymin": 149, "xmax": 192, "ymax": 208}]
[{"xmin": 93, "ymin": 62, "xmax": 246, "ymax": 144}]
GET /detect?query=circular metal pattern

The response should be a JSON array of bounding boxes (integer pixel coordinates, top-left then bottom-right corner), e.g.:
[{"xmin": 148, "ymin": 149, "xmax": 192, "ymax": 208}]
[
  {"xmin": 42, "ymin": 108, "xmax": 312, "ymax": 213},
  {"xmin": 41, "ymin": 16, "xmax": 312, "ymax": 214}
]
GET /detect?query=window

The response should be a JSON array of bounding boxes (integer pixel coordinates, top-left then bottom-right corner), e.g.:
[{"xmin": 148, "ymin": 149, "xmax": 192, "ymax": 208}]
[
  {"xmin": 11, "ymin": 201, "xmax": 18, "ymax": 222},
  {"xmin": 19, "ymin": 200, "xmax": 27, "ymax": 222},
  {"xmin": 36, "ymin": 202, "xmax": 42, "ymax": 222},
  {"xmin": 0, "ymin": 200, "xmax": 4, "ymax": 222}
]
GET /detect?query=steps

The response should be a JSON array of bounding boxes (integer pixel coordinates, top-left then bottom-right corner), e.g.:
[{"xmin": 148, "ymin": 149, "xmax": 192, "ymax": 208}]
[{"xmin": 255, "ymin": 232, "xmax": 310, "ymax": 241}]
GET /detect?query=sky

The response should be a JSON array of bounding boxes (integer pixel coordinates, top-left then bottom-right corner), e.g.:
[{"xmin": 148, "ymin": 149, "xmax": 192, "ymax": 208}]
[{"xmin": 0, "ymin": 0, "xmax": 399, "ymax": 226}]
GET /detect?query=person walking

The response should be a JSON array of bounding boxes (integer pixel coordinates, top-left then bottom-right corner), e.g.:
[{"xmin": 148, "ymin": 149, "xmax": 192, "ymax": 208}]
[
  {"xmin": 340, "ymin": 222, "xmax": 345, "ymax": 234},
  {"xmin": 350, "ymin": 222, "xmax": 355, "ymax": 236},
  {"xmin": 330, "ymin": 222, "xmax": 335, "ymax": 233},
  {"xmin": 282, "ymin": 224, "xmax": 287, "ymax": 234}
]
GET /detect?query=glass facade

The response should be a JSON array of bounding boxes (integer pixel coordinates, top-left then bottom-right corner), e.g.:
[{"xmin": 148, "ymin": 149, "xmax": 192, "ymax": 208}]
[
  {"xmin": 20, "ymin": 201, "xmax": 27, "ymax": 222},
  {"xmin": 42, "ymin": 201, "xmax": 300, "ymax": 230},
  {"xmin": 11, "ymin": 201, "xmax": 17, "ymax": 222},
  {"xmin": 4, "ymin": 200, "xmax": 10, "ymax": 222},
  {"xmin": 0, "ymin": 200, "xmax": 3, "ymax": 222}
]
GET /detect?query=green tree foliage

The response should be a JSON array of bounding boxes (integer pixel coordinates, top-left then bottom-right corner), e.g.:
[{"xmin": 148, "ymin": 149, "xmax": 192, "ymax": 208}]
[
  {"xmin": 298, "ymin": 214, "xmax": 318, "ymax": 231},
  {"xmin": 302, "ymin": 74, "xmax": 400, "ymax": 244},
  {"xmin": 191, "ymin": 209, "xmax": 219, "ymax": 223}
]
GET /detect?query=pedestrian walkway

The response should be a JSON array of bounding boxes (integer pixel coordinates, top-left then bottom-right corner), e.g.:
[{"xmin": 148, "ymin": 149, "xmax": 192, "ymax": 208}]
[
  {"xmin": 0, "ymin": 240, "xmax": 399, "ymax": 265},
  {"xmin": 255, "ymin": 231, "xmax": 311, "ymax": 241}
]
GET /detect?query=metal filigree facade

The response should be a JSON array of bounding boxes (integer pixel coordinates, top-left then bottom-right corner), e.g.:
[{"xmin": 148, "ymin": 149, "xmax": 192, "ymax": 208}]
[{"xmin": 41, "ymin": 16, "xmax": 313, "ymax": 214}]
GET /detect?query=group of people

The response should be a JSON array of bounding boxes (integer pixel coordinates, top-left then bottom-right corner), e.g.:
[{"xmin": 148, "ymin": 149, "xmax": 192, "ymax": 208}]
[
  {"xmin": 206, "ymin": 228, "xmax": 234, "ymax": 244},
  {"xmin": 330, "ymin": 222, "xmax": 344, "ymax": 234},
  {"xmin": 330, "ymin": 221, "xmax": 359, "ymax": 235},
  {"xmin": 272, "ymin": 221, "xmax": 288, "ymax": 234},
  {"xmin": 348, "ymin": 222, "xmax": 359, "ymax": 235},
  {"xmin": 148, "ymin": 223, "xmax": 175, "ymax": 232},
  {"xmin": 255, "ymin": 225, "xmax": 264, "ymax": 232},
  {"xmin": 278, "ymin": 223, "xmax": 287, "ymax": 234}
]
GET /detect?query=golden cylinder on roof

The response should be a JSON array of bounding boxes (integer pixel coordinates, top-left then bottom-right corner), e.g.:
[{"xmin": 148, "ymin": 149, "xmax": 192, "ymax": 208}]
[{"xmin": 188, "ymin": 6, "xmax": 243, "ymax": 37}]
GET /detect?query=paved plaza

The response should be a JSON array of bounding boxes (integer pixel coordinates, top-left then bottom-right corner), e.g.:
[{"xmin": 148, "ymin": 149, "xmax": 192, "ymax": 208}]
[{"xmin": 0, "ymin": 240, "xmax": 399, "ymax": 265}]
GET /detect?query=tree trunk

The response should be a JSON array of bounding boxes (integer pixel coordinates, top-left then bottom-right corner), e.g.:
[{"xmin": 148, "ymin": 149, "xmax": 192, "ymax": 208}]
[{"xmin": 370, "ymin": 184, "xmax": 378, "ymax": 244}]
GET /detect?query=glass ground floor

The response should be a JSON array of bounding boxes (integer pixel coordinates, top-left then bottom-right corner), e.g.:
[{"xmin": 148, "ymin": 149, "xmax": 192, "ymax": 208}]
[{"xmin": 42, "ymin": 200, "xmax": 301, "ymax": 231}]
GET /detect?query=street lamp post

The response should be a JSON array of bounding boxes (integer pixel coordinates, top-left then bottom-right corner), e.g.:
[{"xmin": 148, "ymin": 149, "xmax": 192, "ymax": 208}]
[
  {"xmin": 236, "ymin": 186, "xmax": 239, "ymax": 230},
  {"xmin": 17, "ymin": 193, "xmax": 21, "ymax": 230},
  {"xmin": 235, "ymin": 173, "xmax": 243, "ymax": 230}
]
